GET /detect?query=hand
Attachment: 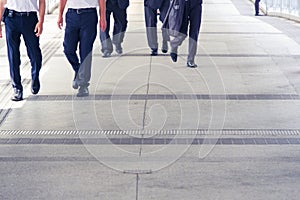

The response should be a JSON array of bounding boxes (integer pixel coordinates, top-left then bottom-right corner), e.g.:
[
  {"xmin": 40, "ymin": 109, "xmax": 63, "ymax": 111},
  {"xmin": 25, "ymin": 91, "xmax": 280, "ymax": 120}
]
[
  {"xmin": 0, "ymin": 25, "xmax": 2, "ymax": 38},
  {"xmin": 34, "ymin": 21, "xmax": 43, "ymax": 37},
  {"xmin": 99, "ymin": 17, "xmax": 106, "ymax": 32},
  {"xmin": 57, "ymin": 16, "xmax": 63, "ymax": 29}
]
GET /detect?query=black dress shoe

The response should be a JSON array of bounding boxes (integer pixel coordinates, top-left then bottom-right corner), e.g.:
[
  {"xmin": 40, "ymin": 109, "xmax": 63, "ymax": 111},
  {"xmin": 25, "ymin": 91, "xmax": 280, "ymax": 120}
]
[
  {"xmin": 102, "ymin": 50, "xmax": 111, "ymax": 58},
  {"xmin": 116, "ymin": 48, "xmax": 123, "ymax": 54},
  {"xmin": 77, "ymin": 86, "xmax": 89, "ymax": 97},
  {"xmin": 170, "ymin": 52, "xmax": 177, "ymax": 62},
  {"xmin": 151, "ymin": 49, "xmax": 158, "ymax": 56},
  {"xmin": 72, "ymin": 80, "xmax": 78, "ymax": 89},
  {"xmin": 162, "ymin": 41, "xmax": 168, "ymax": 53},
  {"xmin": 31, "ymin": 78, "xmax": 40, "ymax": 94},
  {"xmin": 72, "ymin": 72, "xmax": 78, "ymax": 89},
  {"xmin": 187, "ymin": 61, "xmax": 198, "ymax": 68},
  {"xmin": 115, "ymin": 44, "xmax": 123, "ymax": 54},
  {"xmin": 11, "ymin": 89, "xmax": 23, "ymax": 101}
]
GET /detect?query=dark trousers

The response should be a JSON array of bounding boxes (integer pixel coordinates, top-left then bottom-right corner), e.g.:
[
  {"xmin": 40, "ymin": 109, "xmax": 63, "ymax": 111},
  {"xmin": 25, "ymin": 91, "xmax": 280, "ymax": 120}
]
[
  {"xmin": 170, "ymin": 0, "xmax": 202, "ymax": 62},
  {"xmin": 4, "ymin": 12, "xmax": 42, "ymax": 92},
  {"xmin": 100, "ymin": 0, "xmax": 128, "ymax": 53},
  {"xmin": 144, "ymin": 0, "xmax": 170, "ymax": 50},
  {"xmin": 63, "ymin": 8, "xmax": 97, "ymax": 87},
  {"xmin": 255, "ymin": 0, "xmax": 260, "ymax": 15}
]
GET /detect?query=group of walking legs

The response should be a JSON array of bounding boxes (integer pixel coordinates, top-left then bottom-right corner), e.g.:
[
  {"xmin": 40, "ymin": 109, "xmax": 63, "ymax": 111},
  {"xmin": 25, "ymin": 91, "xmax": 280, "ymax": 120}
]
[
  {"xmin": 1, "ymin": 0, "xmax": 205, "ymax": 101},
  {"xmin": 1, "ymin": 0, "xmax": 263, "ymax": 101}
]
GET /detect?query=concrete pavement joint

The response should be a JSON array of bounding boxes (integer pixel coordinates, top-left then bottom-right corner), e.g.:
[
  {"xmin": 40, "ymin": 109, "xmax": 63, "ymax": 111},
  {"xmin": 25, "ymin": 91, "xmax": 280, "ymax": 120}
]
[
  {"xmin": 0, "ymin": 156, "xmax": 98, "ymax": 162},
  {"xmin": 136, "ymin": 174, "xmax": 139, "ymax": 200},
  {"xmin": 142, "ymin": 55, "xmax": 152, "ymax": 130},
  {"xmin": 139, "ymin": 54, "xmax": 153, "ymax": 157},
  {"xmin": 0, "ymin": 137, "xmax": 300, "ymax": 145},
  {"xmin": 123, "ymin": 170, "xmax": 152, "ymax": 200}
]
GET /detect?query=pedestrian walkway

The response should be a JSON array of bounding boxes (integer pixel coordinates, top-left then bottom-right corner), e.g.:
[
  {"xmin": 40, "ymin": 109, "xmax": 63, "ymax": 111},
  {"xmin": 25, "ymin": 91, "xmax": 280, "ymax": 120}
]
[{"xmin": 0, "ymin": 0, "xmax": 300, "ymax": 199}]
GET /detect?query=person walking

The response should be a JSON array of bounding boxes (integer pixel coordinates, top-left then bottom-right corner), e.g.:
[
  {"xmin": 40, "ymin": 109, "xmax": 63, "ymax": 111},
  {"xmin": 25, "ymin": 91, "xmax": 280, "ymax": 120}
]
[
  {"xmin": 57, "ymin": 0, "xmax": 106, "ymax": 97},
  {"xmin": 0, "ymin": 0, "xmax": 45, "ymax": 101},
  {"xmin": 163, "ymin": 0, "xmax": 202, "ymax": 68},
  {"xmin": 255, "ymin": 0, "xmax": 261, "ymax": 16},
  {"xmin": 100, "ymin": 0, "xmax": 129, "ymax": 58},
  {"xmin": 144, "ymin": 0, "xmax": 170, "ymax": 56}
]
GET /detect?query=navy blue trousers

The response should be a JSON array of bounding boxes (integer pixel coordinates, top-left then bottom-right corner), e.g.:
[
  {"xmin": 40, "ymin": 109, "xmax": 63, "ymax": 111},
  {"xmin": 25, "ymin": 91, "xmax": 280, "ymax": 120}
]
[
  {"xmin": 170, "ymin": 0, "xmax": 202, "ymax": 62},
  {"xmin": 100, "ymin": 0, "xmax": 128, "ymax": 53},
  {"xmin": 4, "ymin": 12, "xmax": 42, "ymax": 92},
  {"xmin": 255, "ymin": 0, "xmax": 260, "ymax": 15},
  {"xmin": 63, "ymin": 8, "xmax": 98, "ymax": 87},
  {"xmin": 144, "ymin": 0, "xmax": 170, "ymax": 51}
]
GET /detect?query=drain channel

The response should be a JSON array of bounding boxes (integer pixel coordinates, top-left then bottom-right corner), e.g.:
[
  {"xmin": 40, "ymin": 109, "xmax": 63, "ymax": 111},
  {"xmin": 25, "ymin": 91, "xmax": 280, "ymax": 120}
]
[
  {"xmin": 27, "ymin": 94, "xmax": 300, "ymax": 101},
  {"xmin": 1, "ymin": 129, "xmax": 300, "ymax": 136}
]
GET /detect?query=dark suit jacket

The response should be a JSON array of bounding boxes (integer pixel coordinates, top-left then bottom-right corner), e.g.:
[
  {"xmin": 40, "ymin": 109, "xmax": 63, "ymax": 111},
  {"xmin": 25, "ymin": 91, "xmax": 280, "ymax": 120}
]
[
  {"xmin": 190, "ymin": 0, "xmax": 203, "ymax": 8},
  {"xmin": 144, "ymin": 0, "xmax": 163, "ymax": 10}
]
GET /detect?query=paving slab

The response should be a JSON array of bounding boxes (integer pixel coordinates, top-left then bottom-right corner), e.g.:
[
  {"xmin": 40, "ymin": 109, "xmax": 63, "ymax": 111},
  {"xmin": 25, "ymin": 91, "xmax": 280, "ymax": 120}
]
[{"xmin": 0, "ymin": 145, "xmax": 299, "ymax": 199}]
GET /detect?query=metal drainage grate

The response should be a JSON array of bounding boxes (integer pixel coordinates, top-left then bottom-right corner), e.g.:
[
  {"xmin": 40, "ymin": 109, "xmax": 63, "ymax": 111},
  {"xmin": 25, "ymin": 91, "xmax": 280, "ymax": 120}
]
[
  {"xmin": 27, "ymin": 94, "xmax": 300, "ymax": 101},
  {"xmin": 1, "ymin": 129, "xmax": 300, "ymax": 136}
]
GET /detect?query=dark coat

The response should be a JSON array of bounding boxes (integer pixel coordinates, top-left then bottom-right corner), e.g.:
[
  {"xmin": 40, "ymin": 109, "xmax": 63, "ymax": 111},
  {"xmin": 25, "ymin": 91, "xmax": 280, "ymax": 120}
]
[
  {"xmin": 162, "ymin": 0, "xmax": 202, "ymax": 36},
  {"xmin": 144, "ymin": 0, "xmax": 163, "ymax": 10},
  {"xmin": 162, "ymin": 0, "xmax": 185, "ymax": 36}
]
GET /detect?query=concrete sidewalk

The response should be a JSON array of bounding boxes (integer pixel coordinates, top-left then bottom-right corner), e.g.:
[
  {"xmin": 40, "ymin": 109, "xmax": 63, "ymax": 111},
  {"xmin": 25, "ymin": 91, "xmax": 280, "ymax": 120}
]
[{"xmin": 0, "ymin": 0, "xmax": 300, "ymax": 199}]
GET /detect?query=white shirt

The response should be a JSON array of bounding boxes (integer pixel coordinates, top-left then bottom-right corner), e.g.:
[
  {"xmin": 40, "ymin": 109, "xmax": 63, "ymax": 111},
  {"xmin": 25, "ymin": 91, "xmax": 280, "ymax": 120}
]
[
  {"xmin": 67, "ymin": 0, "xmax": 99, "ymax": 9},
  {"xmin": 5, "ymin": 0, "xmax": 39, "ymax": 12}
]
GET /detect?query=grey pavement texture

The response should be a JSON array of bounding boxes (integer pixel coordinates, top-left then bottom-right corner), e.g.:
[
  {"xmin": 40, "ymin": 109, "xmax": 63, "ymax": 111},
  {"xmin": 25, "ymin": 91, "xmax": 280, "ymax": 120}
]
[{"xmin": 1, "ymin": 0, "xmax": 300, "ymax": 199}]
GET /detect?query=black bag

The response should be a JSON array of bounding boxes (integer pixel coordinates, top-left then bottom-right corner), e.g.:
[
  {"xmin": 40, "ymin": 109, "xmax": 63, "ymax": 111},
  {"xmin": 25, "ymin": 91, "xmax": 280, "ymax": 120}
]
[
  {"xmin": 162, "ymin": 0, "xmax": 185, "ymax": 37},
  {"xmin": 2, "ymin": 8, "xmax": 9, "ymax": 22}
]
